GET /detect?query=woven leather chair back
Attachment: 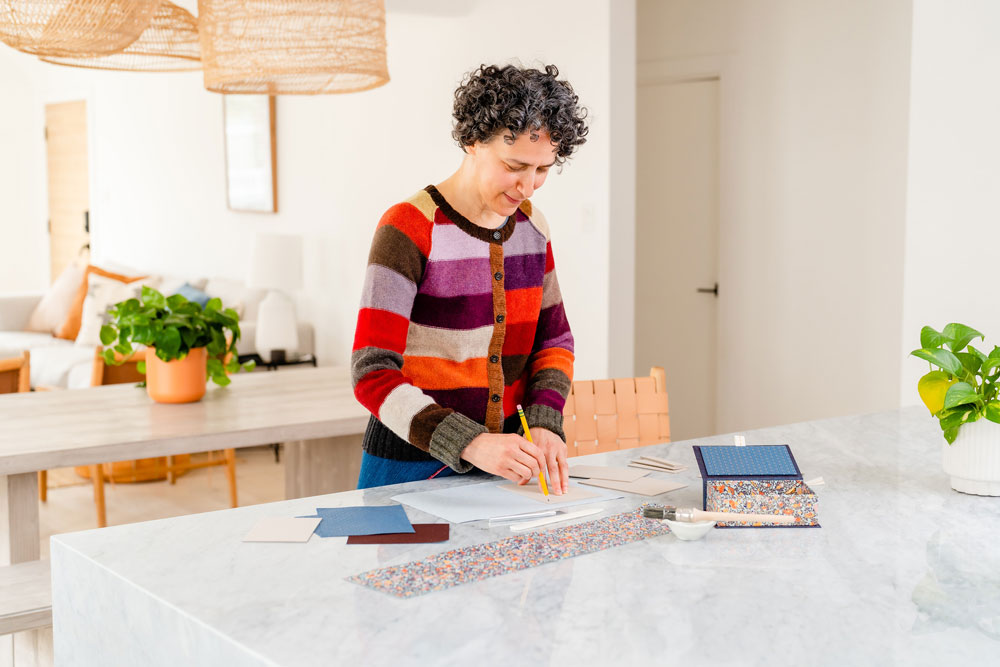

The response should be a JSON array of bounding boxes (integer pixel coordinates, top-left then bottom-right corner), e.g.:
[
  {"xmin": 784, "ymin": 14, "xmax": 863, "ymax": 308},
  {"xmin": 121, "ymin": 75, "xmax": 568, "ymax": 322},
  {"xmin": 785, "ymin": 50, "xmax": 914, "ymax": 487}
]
[{"xmin": 563, "ymin": 366, "xmax": 670, "ymax": 458}]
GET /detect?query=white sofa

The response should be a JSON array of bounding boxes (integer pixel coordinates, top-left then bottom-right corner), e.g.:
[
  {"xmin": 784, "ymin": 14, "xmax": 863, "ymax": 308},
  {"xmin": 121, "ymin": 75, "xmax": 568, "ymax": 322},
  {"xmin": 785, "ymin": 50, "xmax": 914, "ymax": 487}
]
[{"xmin": 0, "ymin": 280, "xmax": 314, "ymax": 390}]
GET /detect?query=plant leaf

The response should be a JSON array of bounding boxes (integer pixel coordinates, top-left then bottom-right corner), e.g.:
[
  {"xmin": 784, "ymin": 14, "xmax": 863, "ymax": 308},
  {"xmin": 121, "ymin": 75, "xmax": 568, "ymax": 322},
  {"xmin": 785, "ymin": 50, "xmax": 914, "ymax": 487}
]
[
  {"xmin": 154, "ymin": 328, "xmax": 182, "ymax": 358},
  {"xmin": 985, "ymin": 401, "xmax": 1000, "ymax": 425},
  {"xmin": 911, "ymin": 348, "xmax": 963, "ymax": 376},
  {"xmin": 99, "ymin": 325, "xmax": 117, "ymax": 346},
  {"xmin": 982, "ymin": 358, "xmax": 1000, "ymax": 375},
  {"xmin": 205, "ymin": 297, "xmax": 222, "ymax": 312},
  {"xmin": 968, "ymin": 345, "xmax": 988, "ymax": 364},
  {"xmin": 102, "ymin": 348, "xmax": 116, "ymax": 365},
  {"xmin": 943, "ymin": 323, "xmax": 984, "ymax": 353},
  {"xmin": 136, "ymin": 360, "xmax": 146, "ymax": 375},
  {"xmin": 917, "ymin": 371, "xmax": 956, "ymax": 415},
  {"xmin": 956, "ymin": 352, "xmax": 983, "ymax": 376},
  {"xmin": 920, "ymin": 325, "xmax": 950, "ymax": 349},
  {"xmin": 943, "ymin": 427, "xmax": 960, "ymax": 444},
  {"xmin": 944, "ymin": 382, "xmax": 983, "ymax": 410},
  {"xmin": 142, "ymin": 286, "xmax": 167, "ymax": 310}
]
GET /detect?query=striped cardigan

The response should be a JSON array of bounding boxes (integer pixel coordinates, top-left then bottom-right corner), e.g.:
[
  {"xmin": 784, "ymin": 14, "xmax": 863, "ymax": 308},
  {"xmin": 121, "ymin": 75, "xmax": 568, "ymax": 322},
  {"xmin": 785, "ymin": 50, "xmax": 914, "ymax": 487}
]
[{"xmin": 351, "ymin": 185, "xmax": 575, "ymax": 472}]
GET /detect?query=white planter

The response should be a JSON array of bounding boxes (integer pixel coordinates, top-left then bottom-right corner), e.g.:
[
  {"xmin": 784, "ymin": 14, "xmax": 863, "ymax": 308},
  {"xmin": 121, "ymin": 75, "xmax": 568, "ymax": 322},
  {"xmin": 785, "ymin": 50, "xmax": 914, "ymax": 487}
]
[{"xmin": 942, "ymin": 418, "xmax": 1000, "ymax": 496}]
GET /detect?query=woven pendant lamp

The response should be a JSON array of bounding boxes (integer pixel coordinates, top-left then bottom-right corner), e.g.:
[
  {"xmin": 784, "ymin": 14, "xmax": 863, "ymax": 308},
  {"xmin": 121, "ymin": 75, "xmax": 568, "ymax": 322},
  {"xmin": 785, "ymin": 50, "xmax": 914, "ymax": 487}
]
[
  {"xmin": 0, "ymin": 0, "xmax": 158, "ymax": 58},
  {"xmin": 40, "ymin": 1, "xmax": 200, "ymax": 71},
  {"xmin": 198, "ymin": 0, "xmax": 389, "ymax": 95}
]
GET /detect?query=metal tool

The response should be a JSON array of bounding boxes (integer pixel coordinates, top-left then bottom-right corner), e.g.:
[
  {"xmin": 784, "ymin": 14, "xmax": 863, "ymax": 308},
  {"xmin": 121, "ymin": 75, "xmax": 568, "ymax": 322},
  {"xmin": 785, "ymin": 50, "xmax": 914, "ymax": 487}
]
[{"xmin": 643, "ymin": 505, "xmax": 797, "ymax": 525}]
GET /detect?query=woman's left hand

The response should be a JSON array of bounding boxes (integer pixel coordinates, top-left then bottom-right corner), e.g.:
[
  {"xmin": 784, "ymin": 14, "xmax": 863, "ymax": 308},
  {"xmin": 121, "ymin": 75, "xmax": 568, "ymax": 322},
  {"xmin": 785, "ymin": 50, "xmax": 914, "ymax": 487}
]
[{"xmin": 529, "ymin": 427, "xmax": 569, "ymax": 495}]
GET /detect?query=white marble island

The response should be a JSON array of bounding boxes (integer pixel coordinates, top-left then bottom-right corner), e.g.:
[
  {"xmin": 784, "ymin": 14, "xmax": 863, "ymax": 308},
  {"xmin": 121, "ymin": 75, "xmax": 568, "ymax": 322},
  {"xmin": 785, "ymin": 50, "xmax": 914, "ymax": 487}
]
[{"xmin": 50, "ymin": 408, "xmax": 1000, "ymax": 665}]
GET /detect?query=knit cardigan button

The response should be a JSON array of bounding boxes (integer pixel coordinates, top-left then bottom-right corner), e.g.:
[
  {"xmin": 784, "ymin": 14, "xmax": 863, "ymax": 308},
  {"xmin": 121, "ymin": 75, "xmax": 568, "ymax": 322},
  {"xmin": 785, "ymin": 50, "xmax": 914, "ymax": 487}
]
[
  {"xmin": 496, "ymin": 314, "xmax": 504, "ymax": 323},
  {"xmin": 492, "ymin": 230, "xmax": 502, "ymax": 240},
  {"xmin": 490, "ymin": 355, "xmax": 499, "ymax": 363},
  {"xmin": 491, "ymin": 394, "xmax": 501, "ymax": 402},
  {"xmin": 494, "ymin": 271, "xmax": 503, "ymax": 281}
]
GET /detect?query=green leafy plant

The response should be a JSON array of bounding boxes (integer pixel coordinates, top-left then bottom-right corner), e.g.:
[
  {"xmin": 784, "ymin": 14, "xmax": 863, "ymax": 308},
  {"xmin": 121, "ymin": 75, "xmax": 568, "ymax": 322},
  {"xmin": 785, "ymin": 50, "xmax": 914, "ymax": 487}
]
[
  {"xmin": 99, "ymin": 286, "xmax": 254, "ymax": 387},
  {"xmin": 911, "ymin": 323, "xmax": 1000, "ymax": 444}
]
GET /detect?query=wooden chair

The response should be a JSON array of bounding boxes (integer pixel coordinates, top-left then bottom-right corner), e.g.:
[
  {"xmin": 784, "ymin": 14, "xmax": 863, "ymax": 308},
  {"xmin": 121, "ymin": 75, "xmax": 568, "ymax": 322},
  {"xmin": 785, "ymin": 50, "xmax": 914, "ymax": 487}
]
[
  {"xmin": 38, "ymin": 347, "xmax": 238, "ymax": 527},
  {"xmin": 0, "ymin": 350, "xmax": 30, "ymax": 395},
  {"xmin": 563, "ymin": 366, "xmax": 671, "ymax": 458}
]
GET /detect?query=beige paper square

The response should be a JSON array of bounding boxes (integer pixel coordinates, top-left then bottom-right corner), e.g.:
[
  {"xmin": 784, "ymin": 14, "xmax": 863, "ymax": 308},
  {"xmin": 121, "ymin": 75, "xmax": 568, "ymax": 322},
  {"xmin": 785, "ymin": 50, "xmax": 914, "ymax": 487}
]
[
  {"xmin": 570, "ymin": 465, "xmax": 649, "ymax": 483},
  {"xmin": 578, "ymin": 477, "xmax": 686, "ymax": 497},
  {"xmin": 243, "ymin": 517, "xmax": 321, "ymax": 543}
]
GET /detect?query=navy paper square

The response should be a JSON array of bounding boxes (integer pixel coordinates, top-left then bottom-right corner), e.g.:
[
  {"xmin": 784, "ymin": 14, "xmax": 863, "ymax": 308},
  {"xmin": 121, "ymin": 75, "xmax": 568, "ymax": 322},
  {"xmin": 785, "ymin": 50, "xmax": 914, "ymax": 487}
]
[{"xmin": 297, "ymin": 505, "xmax": 415, "ymax": 538}]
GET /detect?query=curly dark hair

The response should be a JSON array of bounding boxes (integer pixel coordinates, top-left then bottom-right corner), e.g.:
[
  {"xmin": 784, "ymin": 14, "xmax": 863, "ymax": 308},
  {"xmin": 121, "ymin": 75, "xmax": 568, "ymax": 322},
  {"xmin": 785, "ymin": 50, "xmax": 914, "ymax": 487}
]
[{"xmin": 452, "ymin": 64, "xmax": 589, "ymax": 166}]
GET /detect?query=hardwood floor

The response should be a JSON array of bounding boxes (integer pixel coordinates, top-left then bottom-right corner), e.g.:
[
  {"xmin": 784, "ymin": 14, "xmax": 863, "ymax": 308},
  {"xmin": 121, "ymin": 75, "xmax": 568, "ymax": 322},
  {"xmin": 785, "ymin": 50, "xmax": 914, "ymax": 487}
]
[{"xmin": 38, "ymin": 446, "xmax": 285, "ymax": 559}]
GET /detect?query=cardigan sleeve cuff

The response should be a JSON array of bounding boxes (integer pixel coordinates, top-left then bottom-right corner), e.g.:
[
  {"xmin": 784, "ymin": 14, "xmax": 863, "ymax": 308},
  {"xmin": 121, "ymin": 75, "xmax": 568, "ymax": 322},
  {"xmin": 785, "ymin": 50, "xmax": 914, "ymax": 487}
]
[
  {"xmin": 429, "ymin": 411, "xmax": 487, "ymax": 473},
  {"xmin": 516, "ymin": 403, "xmax": 566, "ymax": 443}
]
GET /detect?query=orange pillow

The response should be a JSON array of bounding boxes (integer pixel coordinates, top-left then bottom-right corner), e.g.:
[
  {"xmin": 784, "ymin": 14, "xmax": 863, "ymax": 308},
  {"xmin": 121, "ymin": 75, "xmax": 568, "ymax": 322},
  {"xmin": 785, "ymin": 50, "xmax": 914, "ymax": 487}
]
[{"xmin": 56, "ymin": 265, "xmax": 147, "ymax": 341}]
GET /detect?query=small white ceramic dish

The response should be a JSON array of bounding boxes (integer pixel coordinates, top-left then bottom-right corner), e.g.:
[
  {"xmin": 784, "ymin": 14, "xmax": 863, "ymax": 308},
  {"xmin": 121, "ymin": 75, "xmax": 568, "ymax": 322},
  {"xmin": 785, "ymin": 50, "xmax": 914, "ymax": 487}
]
[{"xmin": 662, "ymin": 518, "xmax": 716, "ymax": 541}]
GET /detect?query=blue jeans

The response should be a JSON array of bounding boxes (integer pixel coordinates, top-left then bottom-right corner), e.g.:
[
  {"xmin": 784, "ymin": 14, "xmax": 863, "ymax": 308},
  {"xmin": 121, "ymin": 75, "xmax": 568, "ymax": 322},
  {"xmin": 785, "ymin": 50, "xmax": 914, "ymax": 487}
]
[{"xmin": 356, "ymin": 452, "xmax": 457, "ymax": 489}]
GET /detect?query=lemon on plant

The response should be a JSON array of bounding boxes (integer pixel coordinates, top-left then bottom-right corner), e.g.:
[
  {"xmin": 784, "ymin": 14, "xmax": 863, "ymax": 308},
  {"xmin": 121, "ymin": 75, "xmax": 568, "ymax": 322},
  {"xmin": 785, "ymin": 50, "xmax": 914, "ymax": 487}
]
[{"xmin": 918, "ymin": 370, "xmax": 957, "ymax": 415}]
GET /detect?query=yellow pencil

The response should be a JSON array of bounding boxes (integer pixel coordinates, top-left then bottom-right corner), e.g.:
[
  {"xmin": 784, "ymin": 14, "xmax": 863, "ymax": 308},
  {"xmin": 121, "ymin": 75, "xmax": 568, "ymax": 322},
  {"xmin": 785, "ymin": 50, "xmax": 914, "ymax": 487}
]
[{"xmin": 516, "ymin": 404, "xmax": 549, "ymax": 498}]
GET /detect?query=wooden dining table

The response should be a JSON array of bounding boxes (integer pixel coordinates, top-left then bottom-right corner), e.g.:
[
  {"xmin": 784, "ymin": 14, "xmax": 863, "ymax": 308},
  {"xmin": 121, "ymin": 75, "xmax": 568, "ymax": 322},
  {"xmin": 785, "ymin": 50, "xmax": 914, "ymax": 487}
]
[{"xmin": 0, "ymin": 366, "xmax": 369, "ymax": 568}]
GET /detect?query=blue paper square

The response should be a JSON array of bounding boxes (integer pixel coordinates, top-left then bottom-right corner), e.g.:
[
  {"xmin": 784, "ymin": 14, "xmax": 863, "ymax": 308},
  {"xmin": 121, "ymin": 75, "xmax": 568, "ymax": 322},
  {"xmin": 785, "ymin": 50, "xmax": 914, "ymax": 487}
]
[
  {"xmin": 699, "ymin": 445, "xmax": 798, "ymax": 476},
  {"xmin": 297, "ymin": 505, "xmax": 415, "ymax": 538}
]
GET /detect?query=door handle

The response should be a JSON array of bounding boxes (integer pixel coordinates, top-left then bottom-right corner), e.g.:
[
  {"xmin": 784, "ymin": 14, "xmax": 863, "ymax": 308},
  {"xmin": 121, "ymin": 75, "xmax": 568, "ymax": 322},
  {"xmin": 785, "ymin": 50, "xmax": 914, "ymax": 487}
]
[{"xmin": 696, "ymin": 283, "xmax": 719, "ymax": 297}]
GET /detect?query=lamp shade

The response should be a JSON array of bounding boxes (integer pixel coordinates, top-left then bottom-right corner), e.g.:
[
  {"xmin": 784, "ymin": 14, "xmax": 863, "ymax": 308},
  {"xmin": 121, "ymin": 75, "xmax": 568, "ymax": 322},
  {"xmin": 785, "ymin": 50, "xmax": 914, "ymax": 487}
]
[
  {"xmin": 0, "ymin": 0, "xmax": 158, "ymax": 58},
  {"xmin": 248, "ymin": 233, "xmax": 303, "ymax": 292},
  {"xmin": 40, "ymin": 0, "xmax": 200, "ymax": 71},
  {"xmin": 197, "ymin": 0, "xmax": 389, "ymax": 95}
]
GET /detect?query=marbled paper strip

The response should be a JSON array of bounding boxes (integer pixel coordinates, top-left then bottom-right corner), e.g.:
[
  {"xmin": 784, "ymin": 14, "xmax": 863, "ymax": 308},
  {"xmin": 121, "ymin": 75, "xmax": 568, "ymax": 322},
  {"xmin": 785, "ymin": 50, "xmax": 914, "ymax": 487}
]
[{"xmin": 347, "ymin": 507, "xmax": 669, "ymax": 598}]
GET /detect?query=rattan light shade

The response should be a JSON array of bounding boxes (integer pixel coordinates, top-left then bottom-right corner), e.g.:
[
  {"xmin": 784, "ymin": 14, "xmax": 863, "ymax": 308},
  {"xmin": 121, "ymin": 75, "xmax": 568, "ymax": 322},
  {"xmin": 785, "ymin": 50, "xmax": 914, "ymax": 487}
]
[
  {"xmin": 198, "ymin": 0, "xmax": 389, "ymax": 95},
  {"xmin": 0, "ymin": 0, "xmax": 158, "ymax": 58},
  {"xmin": 40, "ymin": 1, "xmax": 200, "ymax": 71}
]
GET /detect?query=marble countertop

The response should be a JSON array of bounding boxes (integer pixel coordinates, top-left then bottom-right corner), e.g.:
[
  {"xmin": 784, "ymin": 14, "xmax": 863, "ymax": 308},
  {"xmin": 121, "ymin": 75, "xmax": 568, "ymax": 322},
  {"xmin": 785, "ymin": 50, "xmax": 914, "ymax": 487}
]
[{"xmin": 50, "ymin": 407, "xmax": 1000, "ymax": 665}]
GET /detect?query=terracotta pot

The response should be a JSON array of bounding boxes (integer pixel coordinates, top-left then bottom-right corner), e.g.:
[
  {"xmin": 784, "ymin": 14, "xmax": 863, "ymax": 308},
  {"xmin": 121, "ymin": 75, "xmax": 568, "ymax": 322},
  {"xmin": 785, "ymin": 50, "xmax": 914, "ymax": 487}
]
[{"xmin": 145, "ymin": 346, "xmax": 207, "ymax": 404}]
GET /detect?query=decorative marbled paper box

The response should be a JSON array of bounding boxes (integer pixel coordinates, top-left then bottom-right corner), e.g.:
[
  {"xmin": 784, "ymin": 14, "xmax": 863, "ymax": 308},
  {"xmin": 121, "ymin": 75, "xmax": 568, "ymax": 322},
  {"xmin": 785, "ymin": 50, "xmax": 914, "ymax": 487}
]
[{"xmin": 692, "ymin": 445, "xmax": 819, "ymax": 528}]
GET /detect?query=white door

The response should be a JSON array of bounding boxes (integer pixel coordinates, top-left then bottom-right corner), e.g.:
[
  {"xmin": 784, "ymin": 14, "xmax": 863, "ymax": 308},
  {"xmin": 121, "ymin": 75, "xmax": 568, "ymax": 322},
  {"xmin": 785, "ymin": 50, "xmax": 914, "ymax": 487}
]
[
  {"xmin": 635, "ymin": 78, "xmax": 720, "ymax": 441},
  {"xmin": 45, "ymin": 100, "xmax": 90, "ymax": 282}
]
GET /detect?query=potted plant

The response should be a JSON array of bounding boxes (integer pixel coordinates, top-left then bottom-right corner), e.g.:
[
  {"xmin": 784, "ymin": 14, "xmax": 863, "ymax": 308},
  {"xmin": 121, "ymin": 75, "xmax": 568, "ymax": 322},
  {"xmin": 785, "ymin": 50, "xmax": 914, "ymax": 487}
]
[
  {"xmin": 911, "ymin": 322, "xmax": 1000, "ymax": 495},
  {"xmin": 99, "ymin": 286, "xmax": 254, "ymax": 404}
]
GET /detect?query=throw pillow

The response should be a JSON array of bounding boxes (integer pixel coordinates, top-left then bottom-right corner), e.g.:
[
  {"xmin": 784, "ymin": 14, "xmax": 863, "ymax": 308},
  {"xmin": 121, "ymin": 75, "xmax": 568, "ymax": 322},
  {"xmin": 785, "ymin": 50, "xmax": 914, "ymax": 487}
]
[
  {"xmin": 75, "ymin": 273, "xmax": 153, "ymax": 347},
  {"xmin": 25, "ymin": 261, "xmax": 86, "ymax": 334},
  {"xmin": 57, "ymin": 265, "xmax": 148, "ymax": 341},
  {"xmin": 174, "ymin": 282, "xmax": 211, "ymax": 308}
]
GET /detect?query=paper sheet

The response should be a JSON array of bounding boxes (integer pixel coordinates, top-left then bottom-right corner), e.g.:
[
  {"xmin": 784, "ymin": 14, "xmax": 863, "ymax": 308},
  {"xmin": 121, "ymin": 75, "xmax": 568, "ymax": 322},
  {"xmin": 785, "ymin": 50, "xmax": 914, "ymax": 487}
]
[
  {"xmin": 297, "ymin": 505, "xmax": 415, "ymax": 537},
  {"xmin": 391, "ymin": 480, "xmax": 623, "ymax": 524},
  {"xmin": 243, "ymin": 517, "xmax": 321, "ymax": 543},
  {"xmin": 496, "ymin": 481, "xmax": 602, "ymax": 503},
  {"xmin": 569, "ymin": 465, "xmax": 650, "ymax": 482},
  {"xmin": 348, "ymin": 507, "xmax": 670, "ymax": 598},
  {"xmin": 577, "ymin": 477, "xmax": 687, "ymax": 497},
  {"xmin": 346, "ymin": 524, "xmax": 450, "ymax": 544}
]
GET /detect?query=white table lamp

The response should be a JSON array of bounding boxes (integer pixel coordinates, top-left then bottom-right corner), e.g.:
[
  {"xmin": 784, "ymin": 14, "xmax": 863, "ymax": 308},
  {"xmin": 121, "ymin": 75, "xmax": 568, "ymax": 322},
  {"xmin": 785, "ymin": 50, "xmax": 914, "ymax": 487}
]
[{"xmin": 248, "ymin": 234, "xmax": 304, "ymax": 363}]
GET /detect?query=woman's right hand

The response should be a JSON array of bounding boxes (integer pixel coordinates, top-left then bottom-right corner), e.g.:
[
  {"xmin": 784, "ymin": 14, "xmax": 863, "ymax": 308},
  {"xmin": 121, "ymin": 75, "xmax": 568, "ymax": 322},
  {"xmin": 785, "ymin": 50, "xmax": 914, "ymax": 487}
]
[{"xmin": 461, "ymin": 432, "xmax": 547, "ymax": 485}]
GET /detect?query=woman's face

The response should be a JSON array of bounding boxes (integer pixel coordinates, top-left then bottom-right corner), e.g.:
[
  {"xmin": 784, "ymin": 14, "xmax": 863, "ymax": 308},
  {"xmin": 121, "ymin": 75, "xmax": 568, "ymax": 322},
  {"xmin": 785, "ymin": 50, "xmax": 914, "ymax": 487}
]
[{"xmin": 468, "ymin": 129, "xmax": 558, "ymax": 217}]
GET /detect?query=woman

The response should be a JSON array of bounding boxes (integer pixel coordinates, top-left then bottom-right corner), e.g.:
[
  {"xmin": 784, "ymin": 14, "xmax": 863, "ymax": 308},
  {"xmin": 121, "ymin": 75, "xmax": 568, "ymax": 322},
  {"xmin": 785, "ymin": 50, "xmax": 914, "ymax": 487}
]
[{"xmin": 352, "ymin": 63, "xmax": 588, "ymax": 493}]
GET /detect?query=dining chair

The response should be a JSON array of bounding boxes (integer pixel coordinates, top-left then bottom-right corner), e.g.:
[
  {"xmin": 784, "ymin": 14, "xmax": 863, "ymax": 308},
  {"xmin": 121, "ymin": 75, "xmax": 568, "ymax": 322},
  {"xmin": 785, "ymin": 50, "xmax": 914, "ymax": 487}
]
[
  {"xmin": 562, "ymin": 366, "xmax": 671, "ymax": 457},
  {"xmin": 0, "ymin": 350, "xmax": 30, "ymax": 395},
  {"xmin": 38, "ymin": 347, "xmax": 238, "ymax": 527}
]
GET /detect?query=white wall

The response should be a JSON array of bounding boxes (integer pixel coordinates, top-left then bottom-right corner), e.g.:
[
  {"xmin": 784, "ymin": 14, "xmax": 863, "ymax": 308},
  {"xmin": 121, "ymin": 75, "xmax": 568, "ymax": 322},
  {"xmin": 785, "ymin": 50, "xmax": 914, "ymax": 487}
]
[
  {"xmin": 900, "ymin": 0, "xmax": 1000, "ymax": 405},
  {"xmin": 0, "ymin": 50, "xmax": 48, "ymax": 291},
  {"xmin": 607, "ymin": 1, "xmax": 637, "ymax": 377},
  {"xmin": 0, "ymin": 0, "xmax": 618, "ymax": 380},
  {"xmin": 638, "ymin": 0, "xmax": 913, "ymax": 432}
]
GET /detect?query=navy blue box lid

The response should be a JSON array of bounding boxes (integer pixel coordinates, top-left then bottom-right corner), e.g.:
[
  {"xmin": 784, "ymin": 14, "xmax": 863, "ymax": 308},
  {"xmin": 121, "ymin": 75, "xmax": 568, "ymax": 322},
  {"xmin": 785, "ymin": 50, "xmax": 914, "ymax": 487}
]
[{"xmin": 693, "ymin": 444, "xmax": 803, "ymax": 509}]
